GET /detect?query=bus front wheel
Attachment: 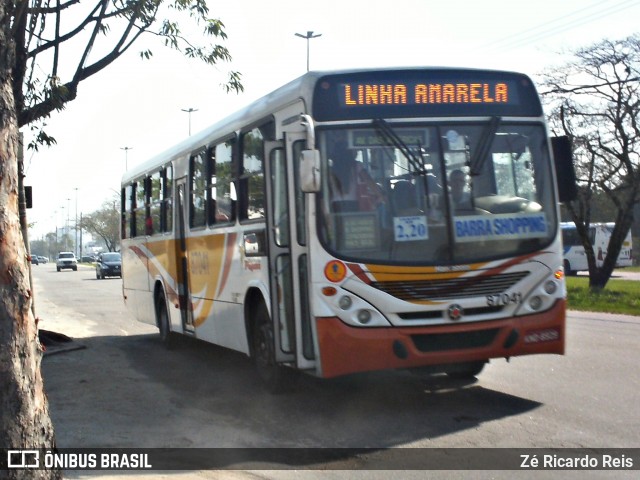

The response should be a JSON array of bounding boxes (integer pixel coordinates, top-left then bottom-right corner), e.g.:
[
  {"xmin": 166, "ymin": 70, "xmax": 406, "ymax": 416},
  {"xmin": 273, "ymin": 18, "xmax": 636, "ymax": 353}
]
[
  {"xmin": 157, "ymin": 294, "xmax": 175, "ymax": 349},
  {"xmin": 252, "ymin": 302, "xmax": 292, "ymax": 394},
  {"xmin": 445, "ymin": 361, "xmax": 486, "ymax": 379}
]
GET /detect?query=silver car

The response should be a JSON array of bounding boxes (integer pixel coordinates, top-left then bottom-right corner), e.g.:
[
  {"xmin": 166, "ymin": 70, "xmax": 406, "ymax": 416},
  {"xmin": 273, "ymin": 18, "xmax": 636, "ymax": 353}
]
[{"xmin": 56, "ymin": 252, "xmax": 78, "ymax": 272}]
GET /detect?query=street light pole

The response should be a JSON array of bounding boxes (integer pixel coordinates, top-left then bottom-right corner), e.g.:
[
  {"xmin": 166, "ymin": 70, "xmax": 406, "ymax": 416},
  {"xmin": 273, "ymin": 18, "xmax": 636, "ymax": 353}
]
[
  {"xmin": 295, "ymin": 31, "xmax": 322, "ymax": 72},
  {"xmin": 58, "ymin": 206, "xmax": 64, "ymax": 247},
  {"xmin": 74, "ymin": 187, "xmax": 78, "ymax": 256},
  {"xmin": 120, "ymin": 146, "xmax": 132, "ymax": 170},
  {"xmin": 66, "ymin": 197, "xmax": 70, "ymax": 251},
  {"xmin": 181, "ymin": 108, "xmax": 198, "ymax": 136}
]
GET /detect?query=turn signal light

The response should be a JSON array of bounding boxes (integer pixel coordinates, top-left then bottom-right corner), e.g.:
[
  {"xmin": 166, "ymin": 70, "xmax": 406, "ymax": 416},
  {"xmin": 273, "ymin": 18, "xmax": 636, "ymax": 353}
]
[{"xmin": 322, "ymin": 286, "xmax": 338, "ymax": 296}]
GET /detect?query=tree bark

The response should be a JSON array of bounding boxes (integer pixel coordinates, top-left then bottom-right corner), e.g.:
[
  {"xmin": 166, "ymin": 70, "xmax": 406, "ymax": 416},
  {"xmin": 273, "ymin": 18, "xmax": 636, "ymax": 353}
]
[{"xmin": 1, "ymin": 2, "xmax": 61, "ymax": 478}]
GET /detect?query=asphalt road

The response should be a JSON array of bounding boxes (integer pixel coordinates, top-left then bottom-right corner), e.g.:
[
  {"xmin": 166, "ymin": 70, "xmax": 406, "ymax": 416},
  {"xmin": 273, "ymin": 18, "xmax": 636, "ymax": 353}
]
[{"xmin": 28, "ymin": 262, "xmax": 640, "ymax": 479}]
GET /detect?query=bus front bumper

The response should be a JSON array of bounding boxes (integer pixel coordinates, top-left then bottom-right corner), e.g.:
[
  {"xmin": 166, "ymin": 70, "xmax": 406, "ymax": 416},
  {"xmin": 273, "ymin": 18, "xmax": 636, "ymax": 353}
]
[{"xmin": 315, "ymin": 299, "xmax": 566, "ymax": 378}]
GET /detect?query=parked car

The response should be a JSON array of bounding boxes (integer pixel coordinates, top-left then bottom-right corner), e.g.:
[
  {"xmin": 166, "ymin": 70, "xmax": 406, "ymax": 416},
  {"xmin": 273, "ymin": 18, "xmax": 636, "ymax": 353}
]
[
  {"xmin": 31, "ymin": 255, "xmax": 39, "ymax": 265},
  {"xmin": 96, "ymin": 252, "xmax": 122, "ymax": 279},
  {"xmin": 80, "ymin": 255, "xmax": 96, "ymax": 263},
  {"xmin": 38, "ymin": 256, "xmax": 48, "ymax": 264},
  {"xmin": 56, "ymin": 252, "xmax": 77, "ymax": 272}
]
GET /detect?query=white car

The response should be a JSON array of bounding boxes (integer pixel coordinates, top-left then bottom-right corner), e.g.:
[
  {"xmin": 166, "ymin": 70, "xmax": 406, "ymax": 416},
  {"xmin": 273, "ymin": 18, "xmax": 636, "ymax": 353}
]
[{"xmin": 56, "ymin": 252, "xmax": 78, "ymax": 272}]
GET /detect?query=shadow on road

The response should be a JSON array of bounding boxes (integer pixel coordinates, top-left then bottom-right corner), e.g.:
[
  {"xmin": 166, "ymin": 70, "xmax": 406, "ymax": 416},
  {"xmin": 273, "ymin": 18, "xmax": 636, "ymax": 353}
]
[{"xmin": 42, "ymin": 330, "xmax": 542, "ymax": 467}]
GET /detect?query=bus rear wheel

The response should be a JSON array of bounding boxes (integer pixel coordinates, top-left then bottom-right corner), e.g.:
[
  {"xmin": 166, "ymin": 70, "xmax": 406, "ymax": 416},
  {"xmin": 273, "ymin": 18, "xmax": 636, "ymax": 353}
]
[{"xmin": 252, "ymin": 302, "xmax": 292, "ymax": 394}]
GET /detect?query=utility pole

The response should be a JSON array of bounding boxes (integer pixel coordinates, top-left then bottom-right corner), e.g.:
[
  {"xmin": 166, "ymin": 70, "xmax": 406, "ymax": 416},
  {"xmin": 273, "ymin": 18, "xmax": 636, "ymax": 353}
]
[
  {"xmin": 295, "ymin": 31, "xmax": 322, "ymax": 72},
  {"xmin": 66, "ymin": 197, "xmax": 70, "ymax": 251},
  {"xmin": 74, "ymin": 187, "xmax": 79, "ymax": 257},
  {"xmin": 79, "ymin": 212, "xmax": 83, "ymax": 259}
]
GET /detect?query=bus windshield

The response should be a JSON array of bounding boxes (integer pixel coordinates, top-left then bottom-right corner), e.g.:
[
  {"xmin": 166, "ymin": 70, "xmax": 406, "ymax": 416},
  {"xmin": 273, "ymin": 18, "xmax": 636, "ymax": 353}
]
[{"xmin": 317, "ymin": 122, "xmax": 557, "ymax": 265}]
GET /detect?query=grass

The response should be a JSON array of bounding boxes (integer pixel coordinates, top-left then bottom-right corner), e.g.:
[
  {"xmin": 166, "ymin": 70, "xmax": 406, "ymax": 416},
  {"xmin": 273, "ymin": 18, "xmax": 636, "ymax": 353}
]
[{"xmin": 566, "ymin": 276, "xmax": 640, "ymax": 316}]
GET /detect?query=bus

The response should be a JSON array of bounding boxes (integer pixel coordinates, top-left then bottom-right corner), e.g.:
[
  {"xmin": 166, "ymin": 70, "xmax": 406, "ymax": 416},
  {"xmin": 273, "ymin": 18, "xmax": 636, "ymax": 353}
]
[
  {"xmin": 561, "ymin": 222, "xmax": 633, "ymax": 275},
  {"xmin": 121, "ymin": 67, "xmax": 575, "ymax": 392}
]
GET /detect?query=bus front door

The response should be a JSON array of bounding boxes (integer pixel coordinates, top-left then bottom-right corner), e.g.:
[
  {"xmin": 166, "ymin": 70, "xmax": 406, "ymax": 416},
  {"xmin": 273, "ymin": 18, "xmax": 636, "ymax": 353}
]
[
  {"xmin": 175, "ymin": 178, "xmax": 195, "ymax": 336},
  {"xmin": 265, "ymin": 136, "xmax": 315, "ymax": 370}
]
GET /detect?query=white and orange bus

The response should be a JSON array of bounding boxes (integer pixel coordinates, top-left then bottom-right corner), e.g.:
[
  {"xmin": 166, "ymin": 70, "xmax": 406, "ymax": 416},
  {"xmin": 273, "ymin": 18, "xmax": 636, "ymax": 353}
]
[{"xmin": 121, "ymin": 68, "xmax": 576, "ymax": 392}]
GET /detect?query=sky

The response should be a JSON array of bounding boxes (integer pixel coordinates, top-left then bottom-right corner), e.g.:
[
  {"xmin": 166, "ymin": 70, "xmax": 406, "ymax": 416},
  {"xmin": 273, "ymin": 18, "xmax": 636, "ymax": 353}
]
[{"xmin": 22, "ymin": 0, "xmax": 640, "ymax": 240}]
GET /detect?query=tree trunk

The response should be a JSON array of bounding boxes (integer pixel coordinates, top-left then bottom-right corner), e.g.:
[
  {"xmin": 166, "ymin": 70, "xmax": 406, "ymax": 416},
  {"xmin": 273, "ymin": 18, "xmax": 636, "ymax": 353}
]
[
  {"xmin": 588, "ymin": 268, "xmax": 610, "ymax": 291},
  {"xmin": 1, "ymin": 4, "xmax": 61, "ymax": 478}
]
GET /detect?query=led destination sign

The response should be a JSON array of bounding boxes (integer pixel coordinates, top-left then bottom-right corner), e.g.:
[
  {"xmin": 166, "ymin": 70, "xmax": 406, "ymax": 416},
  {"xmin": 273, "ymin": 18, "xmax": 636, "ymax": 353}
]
[
  {"xmin": 312, "ymin": 69, "xmax": 543, "ymax": 121},
  {"xmin": 343, "ymin": 82, "xmax": 509, "ymax": 106}
]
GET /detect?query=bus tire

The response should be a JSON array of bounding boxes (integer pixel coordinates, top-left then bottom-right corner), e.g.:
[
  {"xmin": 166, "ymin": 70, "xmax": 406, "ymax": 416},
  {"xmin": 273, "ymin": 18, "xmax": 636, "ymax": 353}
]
[
  {"xmin": 156, "ymin": 294, "xmax": 175, "ymax": 349},
  {"xmin": 564, "ymin": 259, "xmax": 576, "ymax": 276},
  {"xmin": 252, "ymin": 301, "xmax": 291, "ymax": 394},
  {"xmin": 445, "ymin": 361, "xmax": 486, "ymax": 379}
]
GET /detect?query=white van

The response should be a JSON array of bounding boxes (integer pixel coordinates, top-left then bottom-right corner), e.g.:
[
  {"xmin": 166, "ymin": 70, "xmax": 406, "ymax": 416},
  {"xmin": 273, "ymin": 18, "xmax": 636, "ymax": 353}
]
[{"xmin": 561, "ymin": 222, "xmax": 633, "ymax": 275}]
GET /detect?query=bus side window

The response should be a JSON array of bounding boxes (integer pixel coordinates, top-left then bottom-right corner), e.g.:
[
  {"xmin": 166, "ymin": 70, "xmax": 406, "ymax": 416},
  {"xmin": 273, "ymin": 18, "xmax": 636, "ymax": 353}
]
[
  {"xmin": 204, "ymin": 147, "xmax": 217, "ymax": 225},
  {"xmin": 143, "ymin": 177, "xmax": 152, "ymax": 236},
  {"xmin": 240, "ymin": 126, "xmax": 266, "ymax": 221},
  {"xmin": 213, "ymin": 140, "xmax": 235, "ymax": 224},
  {"xmin": 149, "ymin": 171, "xmax": 163, "ymax": 235},
  {"xmin": 190, "ymin": 150, "xmax": 207, "ymax": 229},
  {"xmin": 162, "ymin": 165, "xmax": 173, "ymax": 232},
  {"xmin": 121, "ymin": 186, "xmax": 130, "ymax": 239},
  {"xmin": 134, "ymin": 181, "xmax": 146, "ymax": 238}
]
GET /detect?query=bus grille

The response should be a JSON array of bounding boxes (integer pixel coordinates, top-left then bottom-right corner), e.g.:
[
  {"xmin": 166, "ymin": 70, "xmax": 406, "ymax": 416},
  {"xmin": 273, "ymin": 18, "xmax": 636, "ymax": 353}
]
[
  {"xmin": 371, "ymin": 271, "xmax": 528, "ymax": 301},
  {"xmin": 411, "ymin": 328, "xmax": 500, "ymax": 352}
]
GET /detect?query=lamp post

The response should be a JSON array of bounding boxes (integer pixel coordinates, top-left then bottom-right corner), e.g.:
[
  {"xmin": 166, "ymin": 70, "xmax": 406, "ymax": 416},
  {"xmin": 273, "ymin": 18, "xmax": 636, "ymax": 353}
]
[
  {"xmin": 295, "ymin": 31, "xmax": 322, "ymax": 72},
  {"xmin": 74, "ymin": 187, "xmax": 79, "ymax": 257},
  {"xmin": 58, "ymin": 206, "xmax": 64, "ymax": 248},
  {"xmin": 66, "ymin": 197, "xmax": 70, "ymax": 251},
  {"xmin": 120, "ymin": 146, "xmax": 133, "ymax": 170},
  {"xmin": 53, "ymin": 208, "xmax": 58, "ymax": 255},
  {"xmin": 181, "ymin": 108, "xmax": 198, "ymax": 136}
]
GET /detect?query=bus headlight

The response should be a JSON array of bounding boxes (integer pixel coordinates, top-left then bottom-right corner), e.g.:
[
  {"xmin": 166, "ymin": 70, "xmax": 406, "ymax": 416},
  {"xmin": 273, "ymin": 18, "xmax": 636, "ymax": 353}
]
[
  {"xmin": 529, "ymin": 295, "xmax": 543, "ymax": 311},
  {"xmin": 324, "ymin": 289, "xmax": 391, "ymax": 327},
  {"xmin": 544, "ymin": 280, "xmax": 558, "ymax": 295},
  {"xmin": 356, "ymin": 309, "xmax": 372, "ymax": 324},
  {"xmin": 338, "ymin": 295, "xmax": 352, "ymax": 310}
]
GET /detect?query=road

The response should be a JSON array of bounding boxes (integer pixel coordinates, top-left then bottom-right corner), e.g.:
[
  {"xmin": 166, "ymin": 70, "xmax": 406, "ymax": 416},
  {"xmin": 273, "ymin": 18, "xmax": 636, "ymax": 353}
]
[{"xmin": 29, "ymin": 263, "xmax": 640, "ymax": 479}]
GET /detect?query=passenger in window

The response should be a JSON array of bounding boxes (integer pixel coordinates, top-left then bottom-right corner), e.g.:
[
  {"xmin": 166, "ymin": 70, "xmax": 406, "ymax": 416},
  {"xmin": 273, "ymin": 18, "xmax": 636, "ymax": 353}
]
[
  {"xmin": 392, "ymin": 181, "xmax": 420, "ymax": 216},
  {"xmin": 329, "ymin": 141, "xmax": 385, "ymax": 212},
  {"xmin": 215, "ymin": 210, "xmax": 229, "ymax": 222},
  {"xmin": 449, "ymin": 169, "xmax": 472, "ymax": 211}
]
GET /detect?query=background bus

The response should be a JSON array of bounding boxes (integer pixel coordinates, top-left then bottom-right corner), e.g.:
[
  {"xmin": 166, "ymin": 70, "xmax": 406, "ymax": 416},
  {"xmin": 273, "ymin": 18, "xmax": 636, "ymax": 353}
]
[
  {"xmin": 561, "ymin": 222, "xmax": 633, "ymax": 275},
  {"xmin": 121, "ymin": 68, "xmax": 575, "ymax": 392}
]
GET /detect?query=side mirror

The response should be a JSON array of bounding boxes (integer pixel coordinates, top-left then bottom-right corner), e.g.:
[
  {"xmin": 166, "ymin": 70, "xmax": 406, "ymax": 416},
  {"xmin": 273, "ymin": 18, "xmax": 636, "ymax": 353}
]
[
  {"xmin": 299, "ymin": 149, "xmax": 321, "ymax": 193},
  {"xmin": 551, "ymin": 136, "xmax": 578, "ymax": 203}
]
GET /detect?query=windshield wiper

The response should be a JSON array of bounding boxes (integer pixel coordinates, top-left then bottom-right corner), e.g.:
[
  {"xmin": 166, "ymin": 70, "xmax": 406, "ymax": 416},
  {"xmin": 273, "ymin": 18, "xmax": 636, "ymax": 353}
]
[
  {"xmin": 373, "ymin": 119, "xmax": 433, "ymax": 198},
  {"xmin": 469, "ymin": 116, "xmax": 501, "ymax": 176},
  {"xmin": 373, "ymin": 119, "xmax": 426, "ymax": 175}
]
